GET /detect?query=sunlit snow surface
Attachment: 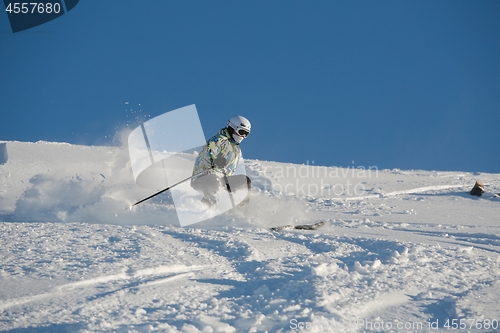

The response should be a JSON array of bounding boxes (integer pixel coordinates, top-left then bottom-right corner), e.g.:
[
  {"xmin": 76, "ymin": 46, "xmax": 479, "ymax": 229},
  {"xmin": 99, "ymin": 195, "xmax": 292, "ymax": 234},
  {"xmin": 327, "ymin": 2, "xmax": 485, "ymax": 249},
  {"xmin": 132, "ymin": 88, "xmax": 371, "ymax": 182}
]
[{"xmin": 0, "ymin": 141, "xmax": 499, "ymax": 332}]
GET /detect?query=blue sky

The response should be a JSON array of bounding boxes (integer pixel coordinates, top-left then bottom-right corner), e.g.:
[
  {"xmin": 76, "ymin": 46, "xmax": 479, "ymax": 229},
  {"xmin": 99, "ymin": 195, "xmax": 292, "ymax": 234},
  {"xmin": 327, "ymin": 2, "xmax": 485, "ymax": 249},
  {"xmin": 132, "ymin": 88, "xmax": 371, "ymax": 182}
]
[{"xmin": 1, "ymin": 1, "xmax": 499, "ymax": 173}]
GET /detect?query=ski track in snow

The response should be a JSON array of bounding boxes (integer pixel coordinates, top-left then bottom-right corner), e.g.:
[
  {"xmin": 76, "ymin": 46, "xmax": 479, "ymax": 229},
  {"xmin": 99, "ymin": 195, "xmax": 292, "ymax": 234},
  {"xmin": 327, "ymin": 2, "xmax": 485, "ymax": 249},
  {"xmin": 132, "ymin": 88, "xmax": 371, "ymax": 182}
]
[
  {"xmin": 341, "ymin": 184, "xmax": 465, "ymax": 201},
  {"xmin": 0, "ymin": 141, "xmax": 499, "ymax": 332}
]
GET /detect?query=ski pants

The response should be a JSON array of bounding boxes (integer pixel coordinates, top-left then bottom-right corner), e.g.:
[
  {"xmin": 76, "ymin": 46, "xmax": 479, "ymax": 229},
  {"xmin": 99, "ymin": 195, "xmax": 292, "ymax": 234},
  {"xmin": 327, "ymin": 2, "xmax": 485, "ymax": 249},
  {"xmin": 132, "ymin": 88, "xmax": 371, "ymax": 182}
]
[{"xmin": 191, "ymin": 174, "xmax": 251, "ymax": 200}]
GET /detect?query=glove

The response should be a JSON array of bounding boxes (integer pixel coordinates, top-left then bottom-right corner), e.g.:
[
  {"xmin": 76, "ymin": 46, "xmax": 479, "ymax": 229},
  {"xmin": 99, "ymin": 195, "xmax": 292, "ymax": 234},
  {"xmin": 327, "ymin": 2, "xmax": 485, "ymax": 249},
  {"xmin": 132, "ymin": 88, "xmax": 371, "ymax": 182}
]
[{"xmin": 213, "ymin": 154, "xmax": 227, "ymax": 168}]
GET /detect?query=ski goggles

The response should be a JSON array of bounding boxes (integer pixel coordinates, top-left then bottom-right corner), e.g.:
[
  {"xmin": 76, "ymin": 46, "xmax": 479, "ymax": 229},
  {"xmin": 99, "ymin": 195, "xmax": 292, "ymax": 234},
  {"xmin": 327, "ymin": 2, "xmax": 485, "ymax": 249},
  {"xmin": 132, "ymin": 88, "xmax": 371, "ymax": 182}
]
[{"xmin": 235, "ymin": 128, "xmax": 250, "ymax": 137}]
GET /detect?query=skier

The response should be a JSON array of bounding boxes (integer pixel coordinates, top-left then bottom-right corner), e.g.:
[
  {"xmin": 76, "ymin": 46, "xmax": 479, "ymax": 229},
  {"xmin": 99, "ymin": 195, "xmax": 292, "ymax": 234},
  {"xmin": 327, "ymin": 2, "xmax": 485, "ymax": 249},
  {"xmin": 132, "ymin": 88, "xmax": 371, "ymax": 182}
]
[{"xmin": 191, "ymin": 115, "xmax": 252, "ymax": 206}]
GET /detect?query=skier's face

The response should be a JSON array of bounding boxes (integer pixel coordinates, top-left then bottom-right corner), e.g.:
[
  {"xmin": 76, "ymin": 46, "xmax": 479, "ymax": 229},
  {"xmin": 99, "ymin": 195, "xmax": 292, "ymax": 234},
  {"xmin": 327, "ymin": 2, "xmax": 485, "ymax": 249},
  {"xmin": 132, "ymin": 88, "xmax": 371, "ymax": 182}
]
[
  {"xmin": 229, "ymin": 127, "xmax": 249, "ymax": 144},
  {"xmin": 232, "ymin": 132, "xmax": 245, "ymax": 144}
]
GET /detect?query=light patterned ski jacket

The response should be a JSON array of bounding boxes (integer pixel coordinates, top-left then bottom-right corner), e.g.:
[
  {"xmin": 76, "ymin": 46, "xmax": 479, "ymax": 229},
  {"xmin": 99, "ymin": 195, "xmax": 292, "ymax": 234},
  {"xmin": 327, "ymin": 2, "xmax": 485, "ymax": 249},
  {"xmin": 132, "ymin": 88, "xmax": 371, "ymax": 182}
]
[{"xmin": 191, "ymin": 128, "xmax": 241, "ymax": 180}]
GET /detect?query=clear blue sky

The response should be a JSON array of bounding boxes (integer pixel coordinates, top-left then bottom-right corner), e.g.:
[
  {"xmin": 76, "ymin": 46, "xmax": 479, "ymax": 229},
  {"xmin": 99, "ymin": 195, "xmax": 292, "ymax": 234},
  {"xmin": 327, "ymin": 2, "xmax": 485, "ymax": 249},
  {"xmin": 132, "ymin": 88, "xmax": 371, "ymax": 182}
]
[{"xmin": 1, "ymin": 1, "xmax": 499, "ymax": 173}]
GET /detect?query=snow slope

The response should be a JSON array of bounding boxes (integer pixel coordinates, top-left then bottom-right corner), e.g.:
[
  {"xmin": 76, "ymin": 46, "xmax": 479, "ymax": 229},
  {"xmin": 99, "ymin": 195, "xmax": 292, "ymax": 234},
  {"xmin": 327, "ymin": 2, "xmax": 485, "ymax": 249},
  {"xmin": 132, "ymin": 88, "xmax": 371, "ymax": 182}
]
[{"xmin": 0, "ymin": 141, "xmax": 499, "ymax": 332}]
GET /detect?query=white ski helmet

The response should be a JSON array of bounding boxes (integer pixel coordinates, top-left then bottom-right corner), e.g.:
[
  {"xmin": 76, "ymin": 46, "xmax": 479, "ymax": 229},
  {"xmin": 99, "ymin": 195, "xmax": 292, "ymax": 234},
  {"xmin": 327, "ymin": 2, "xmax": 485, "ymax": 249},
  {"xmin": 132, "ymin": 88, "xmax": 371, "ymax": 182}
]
[{"xmin": 227, "ymin": 115, "xmax": 251, "ymax": 144}]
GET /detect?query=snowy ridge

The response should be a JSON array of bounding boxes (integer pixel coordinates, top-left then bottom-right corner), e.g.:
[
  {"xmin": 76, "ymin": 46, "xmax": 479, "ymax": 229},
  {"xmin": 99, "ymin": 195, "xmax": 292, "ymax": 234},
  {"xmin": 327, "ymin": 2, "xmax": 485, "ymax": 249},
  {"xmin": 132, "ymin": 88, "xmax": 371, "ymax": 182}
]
[{"xmin": 0, "ymin": 141, "xmax": 499, "ymax": 332}]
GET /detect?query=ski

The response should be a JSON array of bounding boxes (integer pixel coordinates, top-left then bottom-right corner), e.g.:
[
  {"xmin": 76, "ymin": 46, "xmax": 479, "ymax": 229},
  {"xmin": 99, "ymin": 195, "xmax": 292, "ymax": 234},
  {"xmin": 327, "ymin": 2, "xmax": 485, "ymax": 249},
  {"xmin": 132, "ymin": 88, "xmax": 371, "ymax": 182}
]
[{"xmin": 271, "ymin": 221, "xmax": 325, "ymax": 232}]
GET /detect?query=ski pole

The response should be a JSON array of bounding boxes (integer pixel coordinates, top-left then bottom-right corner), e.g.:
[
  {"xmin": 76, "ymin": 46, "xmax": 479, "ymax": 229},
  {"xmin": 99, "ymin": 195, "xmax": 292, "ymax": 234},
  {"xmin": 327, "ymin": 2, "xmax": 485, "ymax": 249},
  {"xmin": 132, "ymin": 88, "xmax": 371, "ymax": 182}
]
[{"xmin": 130, "ymin": 169, "xmax": 208, "ymax": 208}]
